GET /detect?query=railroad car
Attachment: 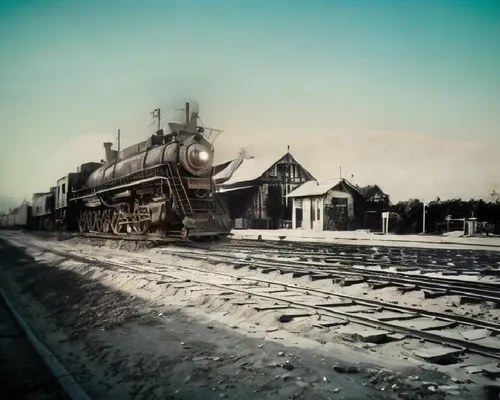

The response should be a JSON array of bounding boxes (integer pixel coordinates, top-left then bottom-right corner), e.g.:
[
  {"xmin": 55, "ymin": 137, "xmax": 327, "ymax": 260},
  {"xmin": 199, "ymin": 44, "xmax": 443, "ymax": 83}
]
[
  {"xmin": 53, "ymin": 162, "xmax": 101, "ymax": 230},
  {"xmin": 70, "ymin": 102, "xmax": 231, "ymax": 240},
  {"xmin": 0, "ymin": 201, "xmax": 31, "ymax": 230},
  {"xmin": 32, "ymin": 190, "xmax": 55, "ymax": 230}
]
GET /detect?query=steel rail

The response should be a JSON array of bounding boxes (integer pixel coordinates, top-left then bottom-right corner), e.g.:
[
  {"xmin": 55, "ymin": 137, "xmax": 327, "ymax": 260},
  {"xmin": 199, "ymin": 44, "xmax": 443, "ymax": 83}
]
[
  {"xmin": 165, "ymin": 249, "xmax": 500, "ymax": 301},
  {"xmin": 19, "ymin": 241, "xmax": 500, "ymax": 361},
  {"xmin": 92, "ymin": 254, "xmax": 500, "ymax": 360},
  {"xmin": 213, "ymin": 240, "xmax": 500, "ymax": 268}
]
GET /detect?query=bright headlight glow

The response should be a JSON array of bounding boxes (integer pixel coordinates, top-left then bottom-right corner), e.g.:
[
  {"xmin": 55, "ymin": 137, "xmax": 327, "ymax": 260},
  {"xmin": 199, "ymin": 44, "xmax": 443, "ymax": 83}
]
[
  {"xmin": 198, "ymin": 151, "xmax": 209, "ymax": 161},
  {"xmin": 185, "ymin": 143, "xmax": 212, "ymax": 173}
]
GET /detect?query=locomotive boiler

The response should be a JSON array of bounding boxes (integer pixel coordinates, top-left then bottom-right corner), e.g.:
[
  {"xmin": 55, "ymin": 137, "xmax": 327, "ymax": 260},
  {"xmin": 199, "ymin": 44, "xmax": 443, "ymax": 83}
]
[{"xmin": 71, "ymin": 103, "xmax": 231, "ymax": 240}]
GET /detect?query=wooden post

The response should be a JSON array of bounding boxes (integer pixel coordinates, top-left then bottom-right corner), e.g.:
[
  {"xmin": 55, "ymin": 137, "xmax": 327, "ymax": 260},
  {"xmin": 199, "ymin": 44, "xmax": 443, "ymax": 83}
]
[{"xmin": 422, "ymin": 202, "xmax": 426, "ymax": 234}]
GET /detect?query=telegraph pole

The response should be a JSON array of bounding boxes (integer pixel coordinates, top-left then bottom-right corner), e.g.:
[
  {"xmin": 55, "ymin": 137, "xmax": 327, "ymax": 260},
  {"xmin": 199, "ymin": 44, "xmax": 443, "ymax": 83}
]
[
  {"xmin": 117, "ymin": 129, "xmax": 121, "ymax": 152},
  {"xmin": 422, "ymin": 202, "xmax": 427, "ymax": 234}
]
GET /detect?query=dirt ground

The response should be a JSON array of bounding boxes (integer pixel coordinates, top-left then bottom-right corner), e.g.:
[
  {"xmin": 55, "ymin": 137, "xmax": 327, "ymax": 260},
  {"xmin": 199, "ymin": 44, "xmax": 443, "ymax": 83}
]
[
  {"xmin": 0, "ymin": 293, "xmax": 70, "ymax": 400},
  {"xmin": 0, "ymin": 232, "xmax": 498, "ymax": 400}
]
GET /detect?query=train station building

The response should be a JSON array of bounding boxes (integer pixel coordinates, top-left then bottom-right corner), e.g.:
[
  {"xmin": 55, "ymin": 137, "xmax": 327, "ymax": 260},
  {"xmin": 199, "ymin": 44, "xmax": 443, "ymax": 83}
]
[{"xmin": 214, "ymin": 150, "xmax": 315, "ymax": 229}]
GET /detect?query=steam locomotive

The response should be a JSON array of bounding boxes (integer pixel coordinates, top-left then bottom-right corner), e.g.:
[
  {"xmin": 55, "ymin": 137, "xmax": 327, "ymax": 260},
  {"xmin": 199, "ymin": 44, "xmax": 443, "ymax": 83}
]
[{"xmin": 28, "ymin": 103, "xmax": 232, "ymax": 240}]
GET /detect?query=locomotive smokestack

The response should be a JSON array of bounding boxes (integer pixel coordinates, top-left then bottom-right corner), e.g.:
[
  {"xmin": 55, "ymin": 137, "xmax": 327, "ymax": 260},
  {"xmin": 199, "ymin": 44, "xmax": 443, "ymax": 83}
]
[
  {"xmin": 166, "ymin": 101, "xmax": 199, "ymax": 134},
  {"xmin": 186, "ymin": 101, "xmax": 199, "ymax": 133},
  {"xmin": 103, "ymin": 142, "xmax": 113, "ymax": 163}
]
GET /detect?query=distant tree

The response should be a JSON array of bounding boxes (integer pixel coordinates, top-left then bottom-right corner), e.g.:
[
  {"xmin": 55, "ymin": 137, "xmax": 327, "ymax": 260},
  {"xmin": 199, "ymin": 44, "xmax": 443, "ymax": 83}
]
[
  {"xmin": 389, "ymin": 199, "xmax": 424, "ymax": 233},
  {"xmin": 393, "ymin": 197, "xmax": 500, "ymax": 234},
  {"xmin": 491, "ymin": 189, "xmax": 500, "ymax": 204}
]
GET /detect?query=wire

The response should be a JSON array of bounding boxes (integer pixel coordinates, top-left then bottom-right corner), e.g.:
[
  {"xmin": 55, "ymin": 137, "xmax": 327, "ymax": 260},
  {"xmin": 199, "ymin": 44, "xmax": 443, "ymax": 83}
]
[{"xmin": 117, "ymin": 104, "xmax": 208, "ymax": 147}]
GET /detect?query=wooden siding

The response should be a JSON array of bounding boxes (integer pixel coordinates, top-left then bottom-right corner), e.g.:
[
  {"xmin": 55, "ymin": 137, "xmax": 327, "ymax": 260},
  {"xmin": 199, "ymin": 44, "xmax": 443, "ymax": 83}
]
[
  {"xmin": 223, "ymin": 152, "xmax": 315, "ymax": 229},
  {"xmin": 247, "ymin": 153, "xmax": 314, "ymax": 226}
]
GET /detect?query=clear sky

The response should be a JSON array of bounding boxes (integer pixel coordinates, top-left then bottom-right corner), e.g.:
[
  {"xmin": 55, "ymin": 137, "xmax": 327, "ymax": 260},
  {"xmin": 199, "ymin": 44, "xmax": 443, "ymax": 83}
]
[{"xmin": 1, "ymin": 0, "xmax": 499, "ymax": 210}]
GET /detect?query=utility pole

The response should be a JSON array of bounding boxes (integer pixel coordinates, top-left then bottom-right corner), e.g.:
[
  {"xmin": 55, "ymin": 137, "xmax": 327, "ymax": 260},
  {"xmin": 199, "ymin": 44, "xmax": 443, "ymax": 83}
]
[
  {"xmin": 117, "ymin": 129, "xmax": 121, "ymax": 152},
  {"xmin": 288, "ymin": 145, "xmax": 292, "ymax": 211},
  {"xmin": 422, "ymin": 202, "xmax": 427, "ymax": 234}
]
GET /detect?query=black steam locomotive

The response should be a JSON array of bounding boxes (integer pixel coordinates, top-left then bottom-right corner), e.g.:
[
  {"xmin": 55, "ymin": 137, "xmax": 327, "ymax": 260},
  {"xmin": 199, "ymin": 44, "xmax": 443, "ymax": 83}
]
[{"xmin": 29, "ymin": 103, "xmax": 232, "ymax": 240}]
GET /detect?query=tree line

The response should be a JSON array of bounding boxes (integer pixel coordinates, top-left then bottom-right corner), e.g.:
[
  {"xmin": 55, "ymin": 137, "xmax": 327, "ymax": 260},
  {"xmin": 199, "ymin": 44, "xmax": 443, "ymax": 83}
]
[{"xmin": 389, "ymin": 197, "xmax": 500, "ymax": 234}]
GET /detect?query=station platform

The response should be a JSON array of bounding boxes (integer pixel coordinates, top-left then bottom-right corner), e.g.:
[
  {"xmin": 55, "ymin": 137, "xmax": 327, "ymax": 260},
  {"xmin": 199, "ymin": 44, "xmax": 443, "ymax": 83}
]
[{"xmin": 229, "ymin": 229, "xmax": 500, "ymax": 251}]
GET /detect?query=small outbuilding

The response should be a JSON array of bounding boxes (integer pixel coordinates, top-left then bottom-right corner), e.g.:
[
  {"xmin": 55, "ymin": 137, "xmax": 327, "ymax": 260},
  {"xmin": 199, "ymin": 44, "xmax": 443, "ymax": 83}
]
[
  {"xmin": 287, "ymin": 179, "xmax": 363, "ymax": 231},
  {"xmin": 287, "ymin": 179, "xmax": 391, "ymax": 231}
]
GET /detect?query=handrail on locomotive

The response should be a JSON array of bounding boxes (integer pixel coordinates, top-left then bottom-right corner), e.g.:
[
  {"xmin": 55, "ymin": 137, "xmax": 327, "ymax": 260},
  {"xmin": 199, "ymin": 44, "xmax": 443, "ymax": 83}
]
[{"xmin": 27, "ymin": 102, "xmax": 232, "ymax": 240}]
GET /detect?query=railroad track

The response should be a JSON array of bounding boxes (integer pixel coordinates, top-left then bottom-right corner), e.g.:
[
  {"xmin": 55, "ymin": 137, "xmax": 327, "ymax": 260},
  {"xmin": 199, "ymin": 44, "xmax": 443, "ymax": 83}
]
[
  {"xmin": 188, "ymin": 237, "xmax": 500, "ymax": 270},
  {"xmin": 79, "ymin": 232, "xmax": 229, "ymax": 243},
  {"xmin": 17, "ymin": 240, "xmax": 500, "ymax": 365},
  {"xmin": 81, "ymin": 232, "xmax": 175, "ymax": 242},
  {"xmin": 204, "ymin": 246, "xmax": 496, "ymax": 275},
  {"xmin": 30, "ymin": 232, "xmax": 500, "ymax": 302},
  {"xmin": 216, "ymin": 239, "xmax": 500, "ymax": 267},
  {"xmin": 62, "ymin": 232, "xmax": 500, "ymax": 273},
  {"xmin": 162, "ymin": 247, "xmax": 500, "ymax": 304}
]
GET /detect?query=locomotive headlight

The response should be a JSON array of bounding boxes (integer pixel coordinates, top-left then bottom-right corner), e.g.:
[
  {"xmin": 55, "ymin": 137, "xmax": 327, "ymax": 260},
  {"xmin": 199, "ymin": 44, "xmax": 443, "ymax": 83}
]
[
  {"xmin": 185, "ymin": 143, "xmax": 213, "ymax": 173},
  {"xmin": 198, "ymin": 151, "xmax": 209, "ymax": 161}
]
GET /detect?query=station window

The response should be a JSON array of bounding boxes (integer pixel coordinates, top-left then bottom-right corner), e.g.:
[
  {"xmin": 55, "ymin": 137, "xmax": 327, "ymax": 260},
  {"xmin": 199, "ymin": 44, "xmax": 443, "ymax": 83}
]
[
  {"xmin": 62, "ymin": 184, "xmax": 66, "ymax": 194},
  {"xmin": 332, "ymin": 198, "xmax": 348, "ymax": 206}
]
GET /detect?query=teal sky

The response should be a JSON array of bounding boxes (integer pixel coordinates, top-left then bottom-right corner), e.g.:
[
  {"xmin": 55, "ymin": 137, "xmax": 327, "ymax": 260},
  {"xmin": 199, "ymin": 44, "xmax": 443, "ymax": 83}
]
[{"xmin": 1, "ymin": 0, "xmax": 499, "ymax": 208}]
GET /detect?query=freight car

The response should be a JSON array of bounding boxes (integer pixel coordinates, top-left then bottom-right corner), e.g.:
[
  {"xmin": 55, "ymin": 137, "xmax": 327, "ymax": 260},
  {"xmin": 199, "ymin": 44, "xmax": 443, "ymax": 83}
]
[
  {"xmin": 32, "ymin": 190, "xmax": 55, "ymax": 230},
  {"xmin": 70, "ymin": 102, "xmax": 231, "ymax": 240},
  {"xmin": 0, "ymin": 201, "xmax": 31, "ymax": 229}
]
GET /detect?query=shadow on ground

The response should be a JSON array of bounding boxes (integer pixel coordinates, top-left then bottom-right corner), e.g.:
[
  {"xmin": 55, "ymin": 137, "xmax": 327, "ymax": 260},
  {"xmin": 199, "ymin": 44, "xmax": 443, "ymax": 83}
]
[{"xmin": 0, "ymin": 237, "xmax": 479, "ymax": 400}]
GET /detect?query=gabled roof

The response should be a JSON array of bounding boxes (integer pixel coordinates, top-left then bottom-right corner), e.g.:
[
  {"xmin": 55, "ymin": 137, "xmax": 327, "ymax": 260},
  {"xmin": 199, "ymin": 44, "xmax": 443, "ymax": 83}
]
[
  {"xmin": 215, "ymin": 151, "xmax": 314, "ymax": 187},
  {"xmin": 220, "ymin": 156, "xmax": 279, "ymax": 186},
  {"xmin": 287, "ymin": 178, "xmax": 362, "ymax": 198},
  {"xmin": 287, "ymin": 180, "xmax": 337, "ymax": 197},
  {"xmin": 342, "ymin": 179, "xmax": 364, "ymax": 196}
]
